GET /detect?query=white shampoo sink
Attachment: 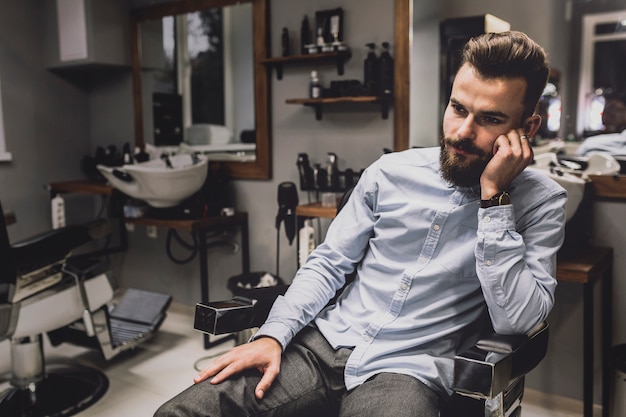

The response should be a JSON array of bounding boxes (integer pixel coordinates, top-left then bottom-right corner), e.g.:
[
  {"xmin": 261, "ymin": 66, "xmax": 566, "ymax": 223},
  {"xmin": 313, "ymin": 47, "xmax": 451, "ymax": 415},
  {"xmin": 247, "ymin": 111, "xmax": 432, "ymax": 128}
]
[
  {"xmin": 97, "ymin": 154, "xmax": 208, "ymax": 208},
  {"xmin": 529, "ymin": 154, "xmax": 588, "ymax": 222}
]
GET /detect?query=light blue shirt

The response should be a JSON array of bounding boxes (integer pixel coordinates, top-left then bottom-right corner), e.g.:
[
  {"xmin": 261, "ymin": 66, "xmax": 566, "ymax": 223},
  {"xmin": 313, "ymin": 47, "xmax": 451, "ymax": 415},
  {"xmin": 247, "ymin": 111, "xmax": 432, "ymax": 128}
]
[{"xmin": 256, "ymin": 147, "xmax": 567, "ymax": 396}]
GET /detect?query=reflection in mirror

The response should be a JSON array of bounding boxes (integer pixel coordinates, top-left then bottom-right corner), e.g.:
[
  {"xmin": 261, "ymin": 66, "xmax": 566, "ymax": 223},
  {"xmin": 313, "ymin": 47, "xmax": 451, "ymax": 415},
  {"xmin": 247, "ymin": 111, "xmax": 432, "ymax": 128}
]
[
  {"xmin": 140, "ymin": 4, "xmax": 255, "ymax": 160},
  {"xmin": 577, "ymin": 10, "xmax": 626, "ymax": 137},
  {"xmin": 132, "ymin": 0, "xmax": 271, "ymax": 180}
]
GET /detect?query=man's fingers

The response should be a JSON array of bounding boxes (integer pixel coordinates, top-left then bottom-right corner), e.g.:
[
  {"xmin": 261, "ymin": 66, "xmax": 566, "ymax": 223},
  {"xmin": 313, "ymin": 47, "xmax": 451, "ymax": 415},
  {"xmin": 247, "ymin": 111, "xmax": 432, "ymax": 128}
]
[{"xmin": 254, "ymin": 364, "xmax": 280, "ymax": 400}]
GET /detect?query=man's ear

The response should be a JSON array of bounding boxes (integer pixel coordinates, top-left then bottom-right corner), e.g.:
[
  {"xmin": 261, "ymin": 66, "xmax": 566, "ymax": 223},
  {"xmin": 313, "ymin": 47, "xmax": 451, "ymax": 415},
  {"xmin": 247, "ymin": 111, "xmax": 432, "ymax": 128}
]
[{"xmin": 523, "ymin": 114, "xmax": 542, "ymax": 138}]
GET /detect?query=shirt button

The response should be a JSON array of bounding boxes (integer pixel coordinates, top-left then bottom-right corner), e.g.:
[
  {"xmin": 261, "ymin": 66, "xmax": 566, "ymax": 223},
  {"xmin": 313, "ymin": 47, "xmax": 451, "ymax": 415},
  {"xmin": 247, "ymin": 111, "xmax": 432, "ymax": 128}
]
[
  {"xmin": 486, "ymin": 260, "xmax": 493, "ymax": 266},
  {"xmin": 363, "ymin": 335, "xmax": 372, "ymax": 343},
  {"xmin": 483, "ymin": 216, "xmax": 491, "ymax": 223},
  {"xmin": 401, "ymin": 283, "xmax": 408, "ymax": 290},
  {"xmin": 419, "ymin": 257, "xmax": 427, "ymax": 264},
  {"xmin": 433, "ymin": 224, "xmax": 440, "ymax": 231}
]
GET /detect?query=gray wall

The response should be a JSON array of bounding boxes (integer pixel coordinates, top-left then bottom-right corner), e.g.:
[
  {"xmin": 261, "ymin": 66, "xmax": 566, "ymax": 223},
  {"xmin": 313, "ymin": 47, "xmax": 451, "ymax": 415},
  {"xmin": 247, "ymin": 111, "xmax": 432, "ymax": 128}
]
[
  {"xmin": 1, "ymin": 0, "xmax": 625, "ymax": 407},
  {"xmin": 0, "ymin": 1, "xmax": 92, "ymax": 239}
]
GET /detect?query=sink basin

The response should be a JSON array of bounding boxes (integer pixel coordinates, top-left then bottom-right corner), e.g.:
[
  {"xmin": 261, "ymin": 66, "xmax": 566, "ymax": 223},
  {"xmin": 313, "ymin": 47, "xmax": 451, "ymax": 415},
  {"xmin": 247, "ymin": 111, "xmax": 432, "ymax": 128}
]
[
  {"xmin": 97, "ymin": 154, "xmax": 208, "ymax": 208},
  {"xmin": 533, "ymin": 152, "xmax": 620, "ymax": 177},
  {"xmin": 529, "ymin": 154, "xmax": 590, "ymax": 222}
]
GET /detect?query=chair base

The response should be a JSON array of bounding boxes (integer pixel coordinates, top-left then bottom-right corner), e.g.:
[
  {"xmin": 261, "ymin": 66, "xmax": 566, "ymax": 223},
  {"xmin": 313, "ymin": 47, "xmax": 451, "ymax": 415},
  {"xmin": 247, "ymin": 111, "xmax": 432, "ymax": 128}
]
[{"xmin": 0, "ymin": 364, "xmax": 108, "ymax": 417}]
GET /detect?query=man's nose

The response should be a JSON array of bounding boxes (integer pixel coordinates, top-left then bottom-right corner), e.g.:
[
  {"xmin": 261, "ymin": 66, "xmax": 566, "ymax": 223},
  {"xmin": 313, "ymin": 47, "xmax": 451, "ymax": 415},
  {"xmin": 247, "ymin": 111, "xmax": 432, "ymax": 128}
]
[{"xmin": 457, "ymin": 116, "xmax": 476, "ymax": 139}]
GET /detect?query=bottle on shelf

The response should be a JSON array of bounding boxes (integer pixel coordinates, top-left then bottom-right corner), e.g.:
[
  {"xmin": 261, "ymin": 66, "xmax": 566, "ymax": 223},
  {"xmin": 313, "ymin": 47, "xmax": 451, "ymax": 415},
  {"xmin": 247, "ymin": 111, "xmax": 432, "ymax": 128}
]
[
  {"xmin": 316, "ymin": 27, "xmax": 325, "ymax": 52},
  {"xmin": 363, "ymin": 43, "xmax": 379, "ymax": 96},
  {"xmin": 300, "ymin": 15, "xmax": 311, "ymax": 54},
  {"xmin": 298, "ymin": 219, "xmax": 316, "ymax": 265},
  {"xmin": 379, "ymin": 41, "xmax": 394, "ymax": 96},
  {"xmin": 310, "ymin": 70, "xmax": 322, "ymax": 98},
  {"xmin": 281, "ymin": 27, "xmax": 290, "ymax": 57}
]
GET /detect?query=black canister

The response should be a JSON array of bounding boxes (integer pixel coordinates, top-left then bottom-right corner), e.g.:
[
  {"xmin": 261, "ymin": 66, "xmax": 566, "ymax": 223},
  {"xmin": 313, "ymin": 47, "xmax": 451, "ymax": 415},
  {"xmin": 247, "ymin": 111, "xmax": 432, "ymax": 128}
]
[
  {"xmin": 363, "ymin": 43, "xmax": 378, "ymax": 96},
  {"xmin": 300, "ymin": 15, "xmax": 311, "ymax": 54},
  {"xmin": 379, "ymin": 41, "xmax": 394, "ymax": 96}
]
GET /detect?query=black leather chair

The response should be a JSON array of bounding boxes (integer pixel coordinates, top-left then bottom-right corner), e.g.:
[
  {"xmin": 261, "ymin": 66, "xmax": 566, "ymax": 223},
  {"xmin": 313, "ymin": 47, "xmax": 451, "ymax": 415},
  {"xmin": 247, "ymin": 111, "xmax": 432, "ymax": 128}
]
[
  {"xmin": 0, "ymin": 201, "xmax": 171, "ymax": 417},
  {"xmin": 193, "ymin": 186, "xmax": 550, "ymax": 417}
]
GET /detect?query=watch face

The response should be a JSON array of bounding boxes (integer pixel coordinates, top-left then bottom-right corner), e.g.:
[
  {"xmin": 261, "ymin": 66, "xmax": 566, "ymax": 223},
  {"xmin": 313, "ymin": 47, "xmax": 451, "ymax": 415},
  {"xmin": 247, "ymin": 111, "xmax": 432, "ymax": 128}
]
[{"xmin": 497, "ymin": 192, "xmax": 511, "ymax": 205}]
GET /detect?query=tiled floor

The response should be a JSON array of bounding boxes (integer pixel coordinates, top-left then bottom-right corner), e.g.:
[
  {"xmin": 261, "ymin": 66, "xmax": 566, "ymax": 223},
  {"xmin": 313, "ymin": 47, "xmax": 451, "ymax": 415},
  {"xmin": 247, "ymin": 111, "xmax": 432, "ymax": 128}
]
[{"xmin": 0, "ymin": 303, "xmax": 595, "ymax": 417}]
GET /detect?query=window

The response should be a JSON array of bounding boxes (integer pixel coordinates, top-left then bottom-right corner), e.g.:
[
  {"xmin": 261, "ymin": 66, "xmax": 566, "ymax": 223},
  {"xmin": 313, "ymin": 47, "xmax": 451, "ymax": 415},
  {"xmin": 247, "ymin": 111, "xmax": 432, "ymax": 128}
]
[{"xmin": 0, "ymin": 73, "xmax": 11, "ymax": 162}]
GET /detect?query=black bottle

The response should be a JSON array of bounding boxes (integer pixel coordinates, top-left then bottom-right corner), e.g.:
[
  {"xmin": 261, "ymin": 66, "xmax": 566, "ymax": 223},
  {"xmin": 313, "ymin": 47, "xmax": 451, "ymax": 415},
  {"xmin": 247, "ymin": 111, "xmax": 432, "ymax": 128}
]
[
  {"xmin": 379, "ymin": 42, "xmax": 394, "ymax": 96},
  {"xmin": 281, "ymin": 28, "xmax": 290, "ymax": 56},
  {"xmin": 363, "ymin": 43, "xmax": 378, "ymax": 96},
  {"xmin": 300, "ymin": 15, "xmax": 311, "ymax": 54}
]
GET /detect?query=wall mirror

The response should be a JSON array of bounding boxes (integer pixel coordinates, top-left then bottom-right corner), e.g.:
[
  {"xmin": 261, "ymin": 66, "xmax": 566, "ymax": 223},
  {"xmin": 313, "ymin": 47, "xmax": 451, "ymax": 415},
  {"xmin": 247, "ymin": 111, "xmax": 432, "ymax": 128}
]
[
  {"xmin": 576, "ymin": 9, "xmax": 626, "ymax": 136},
  {"xmin": 131, "ymin": 0, "xmax": 271, "ymax": 179}
]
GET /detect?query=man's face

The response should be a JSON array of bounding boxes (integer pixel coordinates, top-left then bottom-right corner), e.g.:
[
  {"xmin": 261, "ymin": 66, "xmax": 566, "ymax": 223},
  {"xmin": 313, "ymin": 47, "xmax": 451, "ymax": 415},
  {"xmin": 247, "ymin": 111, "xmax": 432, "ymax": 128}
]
[
  {"xmin": 440, "ymin": 63, "xmax": 528, "ymax": 187},
  {"xmin": 602, "ymin": 98, "xmax": 626, "ymax": 133}
]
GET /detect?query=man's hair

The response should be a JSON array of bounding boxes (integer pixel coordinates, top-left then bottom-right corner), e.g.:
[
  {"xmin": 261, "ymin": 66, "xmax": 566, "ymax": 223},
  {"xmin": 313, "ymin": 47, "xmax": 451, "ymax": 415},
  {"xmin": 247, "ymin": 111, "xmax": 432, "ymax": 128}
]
[
  {"xmin": 604, "ymin": 91, "xmax": 626, "ymax": 106},
  {"xmin": 461, "ymin": 31, "xmax": 550, "ymax": 119}
]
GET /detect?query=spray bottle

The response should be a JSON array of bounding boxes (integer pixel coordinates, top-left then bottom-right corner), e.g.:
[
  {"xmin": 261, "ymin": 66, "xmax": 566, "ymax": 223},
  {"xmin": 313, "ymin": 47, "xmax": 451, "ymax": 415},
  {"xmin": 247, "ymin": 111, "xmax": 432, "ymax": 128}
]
[
  {"xmin": 363, "ymin": 43, "xmax": 378, "ymax": 96},
  {"xmin": 379, "ymin": 42, "xmax": 394, "ymax": 96}
]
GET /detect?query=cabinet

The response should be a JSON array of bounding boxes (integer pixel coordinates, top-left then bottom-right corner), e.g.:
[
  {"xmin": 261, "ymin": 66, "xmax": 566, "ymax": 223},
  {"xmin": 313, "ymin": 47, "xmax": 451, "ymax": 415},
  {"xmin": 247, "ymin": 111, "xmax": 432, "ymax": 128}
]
[
  {"xmin": 261, "ymin": 51, "xmax": 392, "ymax": 120},
  {"xmin": 44, "ymin": 0, "xmax": 131, "ymax": 69}
]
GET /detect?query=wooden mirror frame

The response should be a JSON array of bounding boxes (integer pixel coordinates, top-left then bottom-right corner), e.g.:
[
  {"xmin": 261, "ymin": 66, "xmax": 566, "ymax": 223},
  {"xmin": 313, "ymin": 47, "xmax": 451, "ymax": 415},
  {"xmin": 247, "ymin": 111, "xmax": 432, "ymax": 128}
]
[
  {"xmin": 131, "ymin": 0, "xmax": 272, "ymax": 180},
  {"xmin": 393, "ymin": 0, "xmax": 410, "ymax": 152}
]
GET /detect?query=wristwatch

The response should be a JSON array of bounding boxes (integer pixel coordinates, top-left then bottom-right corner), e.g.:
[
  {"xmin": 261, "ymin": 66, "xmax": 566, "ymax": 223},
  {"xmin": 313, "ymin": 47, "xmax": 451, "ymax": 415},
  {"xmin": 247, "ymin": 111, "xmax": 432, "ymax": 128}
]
[{"xmin": 480, "ymin": 190, "xmax": 511, "ymax": 208}]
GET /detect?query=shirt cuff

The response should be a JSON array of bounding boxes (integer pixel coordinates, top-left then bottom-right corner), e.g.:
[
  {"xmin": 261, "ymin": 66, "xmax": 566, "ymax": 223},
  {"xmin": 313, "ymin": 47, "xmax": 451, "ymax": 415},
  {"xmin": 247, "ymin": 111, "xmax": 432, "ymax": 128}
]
[
  {"xmin": 477, "ymin": 205, "xmax": 516, "ymax": 232},
  {"xmin": 252, "ymin": 322, "xmax": 294, "ymax": 351}
]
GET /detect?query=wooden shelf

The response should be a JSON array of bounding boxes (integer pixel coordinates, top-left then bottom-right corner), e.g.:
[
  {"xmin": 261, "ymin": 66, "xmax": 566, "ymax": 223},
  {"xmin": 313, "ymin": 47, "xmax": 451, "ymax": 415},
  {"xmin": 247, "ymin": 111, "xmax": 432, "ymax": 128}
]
[
  {"xmin": 296, "ymin": 202, "xmax": 337, "ymax": 219},
  {"xmin": 286, "ymin": 95, "xmax": 391, "ymax": 120},
  {"xmin": 260, "ymin": 51, "xmax": 352, "ymax": 80},
  {"xmin": 48, "ymin": 180, "xmax": 114, "ymax": 196}
]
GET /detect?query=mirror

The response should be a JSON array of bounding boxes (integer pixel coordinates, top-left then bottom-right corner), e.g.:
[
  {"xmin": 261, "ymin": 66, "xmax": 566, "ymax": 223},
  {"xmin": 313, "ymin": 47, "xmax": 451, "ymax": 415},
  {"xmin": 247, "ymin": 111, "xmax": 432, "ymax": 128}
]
[
  {"xmin": 131, "ymin": 0, "xmax": 271, "ymax": 179},
  {"xmin": 576, "ymin": 10, "xmax": 626, "ymax": 136}
]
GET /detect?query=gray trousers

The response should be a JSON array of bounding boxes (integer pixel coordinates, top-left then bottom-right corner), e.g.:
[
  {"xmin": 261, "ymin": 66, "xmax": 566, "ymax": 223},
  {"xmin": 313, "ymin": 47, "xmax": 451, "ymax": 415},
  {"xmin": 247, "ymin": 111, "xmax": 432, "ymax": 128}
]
[{"xmin": 154, "ymin": 326, "xmax": 440, "ymax": 417}]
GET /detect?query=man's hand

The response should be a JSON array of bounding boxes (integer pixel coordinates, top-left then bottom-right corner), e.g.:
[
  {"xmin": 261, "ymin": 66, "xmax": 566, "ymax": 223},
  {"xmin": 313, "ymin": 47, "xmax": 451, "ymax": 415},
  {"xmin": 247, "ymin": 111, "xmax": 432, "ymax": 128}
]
[
  {"xmin": 194, "ymin": 336, "xmax": 283, "ymax": 400},
  {"xmin": 480, "ymin": 129, "xmax": 534, "ymax": 199}
]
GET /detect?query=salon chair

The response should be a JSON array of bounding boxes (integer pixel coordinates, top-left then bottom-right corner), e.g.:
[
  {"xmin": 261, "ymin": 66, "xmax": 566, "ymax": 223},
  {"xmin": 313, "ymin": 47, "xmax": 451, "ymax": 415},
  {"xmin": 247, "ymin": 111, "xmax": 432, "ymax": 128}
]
[
  {"xmin": 193, "ymin": 186, "xmax": 550, "ymax": 417},
  {"xmin": 0, "ymin": 201, "xmax": 171, "ymax": 417}
]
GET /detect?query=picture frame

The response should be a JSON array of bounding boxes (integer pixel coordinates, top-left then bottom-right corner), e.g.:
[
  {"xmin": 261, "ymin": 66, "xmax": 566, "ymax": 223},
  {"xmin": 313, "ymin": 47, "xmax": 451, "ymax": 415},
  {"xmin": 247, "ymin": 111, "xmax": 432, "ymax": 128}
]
[{"xmin": 315, "ymin": 7, "xmax": 344, "ymax": 44}]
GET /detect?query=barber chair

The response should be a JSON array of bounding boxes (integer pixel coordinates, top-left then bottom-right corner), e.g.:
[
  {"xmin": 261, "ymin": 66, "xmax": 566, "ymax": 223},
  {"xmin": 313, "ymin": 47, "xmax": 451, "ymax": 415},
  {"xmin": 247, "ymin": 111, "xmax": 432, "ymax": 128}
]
[
  {"xmin": 193, "ymin": 186, "xmax": 550, "ymax": 417},
  {"xmin": 194, "ymin": 285, "xmax": 547, "ymax": 417},
  {"xmin": 0, "ymin": 201, "xmax": 171, "ymax": 417}
]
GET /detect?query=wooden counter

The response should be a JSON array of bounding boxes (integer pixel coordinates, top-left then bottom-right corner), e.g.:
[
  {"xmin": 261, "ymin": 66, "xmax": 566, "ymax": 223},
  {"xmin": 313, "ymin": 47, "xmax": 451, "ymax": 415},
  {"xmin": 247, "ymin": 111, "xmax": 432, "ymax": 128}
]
[
  {"xmin": 588, "ymin": 174, "xmax": 626, "ymax": 200},
  {"xmin": 296, "ymin": 202, "xmax": 337, "ymax": 219}
]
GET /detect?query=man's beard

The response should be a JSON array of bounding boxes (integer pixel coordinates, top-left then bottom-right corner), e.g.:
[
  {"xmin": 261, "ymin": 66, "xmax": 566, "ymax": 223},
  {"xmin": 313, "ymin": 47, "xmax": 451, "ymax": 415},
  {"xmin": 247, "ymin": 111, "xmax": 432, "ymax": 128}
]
[{"xmin": 439, "ymin": 137, "xmax": 490, "ymax": 187}]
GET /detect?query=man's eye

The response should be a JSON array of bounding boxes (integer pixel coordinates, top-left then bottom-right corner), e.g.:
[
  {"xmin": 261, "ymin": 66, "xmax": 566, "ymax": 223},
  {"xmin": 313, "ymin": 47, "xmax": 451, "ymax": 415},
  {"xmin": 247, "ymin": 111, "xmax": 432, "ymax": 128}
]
[
  {"xmin": 482, "ymin": 116, "xmax": 502, "ymax": 125},
  {"xmin": 452, "ymin": 104, "xmax": 466, "ymax": 114}
]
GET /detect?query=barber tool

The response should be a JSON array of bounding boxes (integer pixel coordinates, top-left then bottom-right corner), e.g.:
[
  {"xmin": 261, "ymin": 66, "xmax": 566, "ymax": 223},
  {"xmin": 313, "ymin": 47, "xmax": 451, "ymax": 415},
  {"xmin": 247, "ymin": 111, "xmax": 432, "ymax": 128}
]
[
  {"xmin": 297, "ymin": 153, "xmax": 315, "ymax": 190},
  {"xmin": 275, "ymin": 182, "xmax": 298, "ymax": 245},
  {"xmin": 295, "ymin": 152, "xmax": 362, "ymax": 193},
  {"xmin": 275, "ymin": 182, "xmax": 299, "ymax": 277}
]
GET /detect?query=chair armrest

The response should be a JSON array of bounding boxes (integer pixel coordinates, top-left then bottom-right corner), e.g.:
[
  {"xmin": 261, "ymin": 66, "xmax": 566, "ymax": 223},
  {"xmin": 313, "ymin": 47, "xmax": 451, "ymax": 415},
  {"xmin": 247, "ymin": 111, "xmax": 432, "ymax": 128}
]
[
  {"xmin": 453, "ymin": 322, "xmax": 549, "ymax": 399},
  {"xmin": 12, "ymin": 219, "xmax": 111, "ymax": 271},
  {"xmin": 194, "ymin": 285, "xmax": 288, "ymax": 335}
]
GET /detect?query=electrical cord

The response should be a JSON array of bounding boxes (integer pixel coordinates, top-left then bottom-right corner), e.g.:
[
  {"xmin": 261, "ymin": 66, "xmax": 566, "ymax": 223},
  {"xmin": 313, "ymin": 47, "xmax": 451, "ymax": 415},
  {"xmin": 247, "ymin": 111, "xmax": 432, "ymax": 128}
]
[
  {"xmin": 165, "ymin": 229, "xmax": 240, "ymax": 265},
  {"xmin": 165, "ymin": 229, "xmax": 198, "ymax": 265}
]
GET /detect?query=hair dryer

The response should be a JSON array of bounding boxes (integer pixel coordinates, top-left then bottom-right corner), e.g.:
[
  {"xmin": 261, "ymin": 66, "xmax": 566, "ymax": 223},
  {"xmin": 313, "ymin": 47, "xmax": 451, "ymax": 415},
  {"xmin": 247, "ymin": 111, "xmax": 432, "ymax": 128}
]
[{"xmin": 275, "ymin": 182, "xmax": 299, "ymax": 245}]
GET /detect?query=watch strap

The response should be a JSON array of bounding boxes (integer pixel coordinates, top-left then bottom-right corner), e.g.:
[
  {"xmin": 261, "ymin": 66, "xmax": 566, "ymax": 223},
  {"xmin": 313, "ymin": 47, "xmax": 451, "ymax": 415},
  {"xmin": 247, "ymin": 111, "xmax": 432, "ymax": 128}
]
[{"xmin": 480, "ymin": 190, "xmax": 511, "ymax": 208}]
